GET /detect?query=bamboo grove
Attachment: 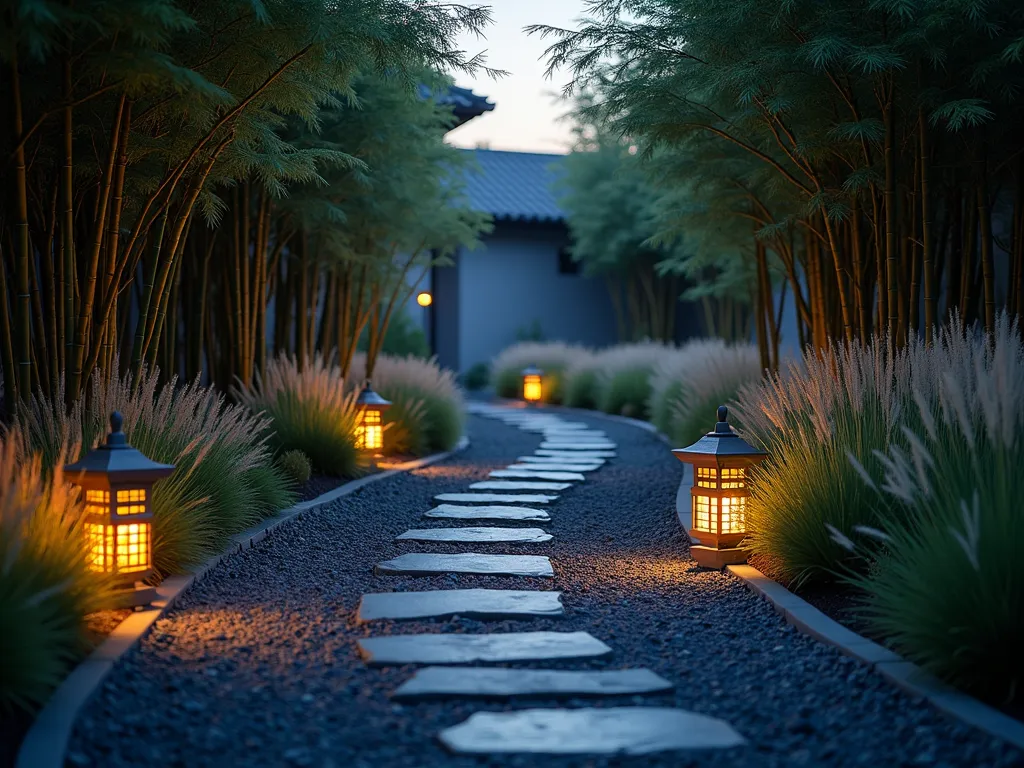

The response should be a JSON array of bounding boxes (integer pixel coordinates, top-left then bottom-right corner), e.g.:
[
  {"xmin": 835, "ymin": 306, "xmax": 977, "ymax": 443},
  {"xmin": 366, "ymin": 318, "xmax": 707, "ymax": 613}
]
[
  {"xmin": 0, "ymin": 0, "xmax": 492, "ymax": 416},
  {"xmin": 535, "ymin": 0, "xmax": 1024, "ymax": 368}
]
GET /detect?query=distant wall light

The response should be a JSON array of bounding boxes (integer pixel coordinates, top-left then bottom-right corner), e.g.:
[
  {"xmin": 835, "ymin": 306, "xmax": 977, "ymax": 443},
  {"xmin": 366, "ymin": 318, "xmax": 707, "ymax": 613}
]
[{"xmin": 416, "ymin": 292, "xmax": 433, "ymax": 307}]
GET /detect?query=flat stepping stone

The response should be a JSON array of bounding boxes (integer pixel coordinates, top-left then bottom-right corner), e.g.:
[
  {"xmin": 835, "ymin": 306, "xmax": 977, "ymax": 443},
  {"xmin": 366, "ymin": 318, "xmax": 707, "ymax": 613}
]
[
  {"xmin": 424, "ymin": 505, "xmax": 550, "ymax": 522},
  {"xmin": 394, "ymin": 667, "xmax": 673, "ymax": 701},
  {"xmin": 540, "ymin": 442, "xmax": 616, "ymax": 451},
  {"xmin": 470, "ymin": 480, "xmax": 572, "ymax": 492},
  {"xmin": 375, "ymin": 552, "xmax": 554, "ymax": 578},
  {"xmin": 434, "ymin": 493, "xmax": 558, "ymax": 504},
  {"xmin": 359, "ymin": 631, "xmax": 611, "ymax": 666},
  {"xmin": 508, "ymin": 463, "xmax": 601, "ymax": 473},
  {"xmin": 536, "ymin": 449, "xmax": 616, "ymax": 459},
  {"xmin": 489, "ymin": 470, "xmax": 585, "ymax": 481},
  {"xmin": 396, "ymin": 527, "xmax": 552, "ymax": 543},
  {"xmin": 438, "ymin": 707, "xmax": 745, "ymax": 755},
  {"xmin": 517, "ymin": 455, "xmax": 605, "ymax": 466},
  {"xmin": 357, "ymin": 589, "xmax": 563, "ymax": 622}
]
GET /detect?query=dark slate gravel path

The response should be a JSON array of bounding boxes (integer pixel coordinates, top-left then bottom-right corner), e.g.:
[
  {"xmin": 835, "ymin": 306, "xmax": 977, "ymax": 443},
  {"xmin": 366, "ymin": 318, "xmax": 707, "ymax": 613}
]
[{"xmin": 68, "ymin": 412, "xmax": 1022, "ymax": 768}]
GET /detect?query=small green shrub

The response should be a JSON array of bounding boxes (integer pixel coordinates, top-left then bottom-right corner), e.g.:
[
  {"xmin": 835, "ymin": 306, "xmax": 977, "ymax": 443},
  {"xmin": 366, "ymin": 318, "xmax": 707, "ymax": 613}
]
[
  {"xmin": 0, "ymin": 433, "xmax": 112, "ymax": 715},
  {"xmin": 21, "ymin": 366, "xmax": 294, "ymax": 576},
  {"xmin": 490, "ymin": 342, "xmax": 591, "ymax": 404},
  {"xmin": 844, "ymin": 317, "xmax": 1023, "ymax": 704},
  {"xmin": 279, "ymin": 450, "xmax": 312, "ymax": 485},
  {"xmin": 461, "ymin": 362, "xmax": 490, "ymax": 391},
  {"xmin": 349, "ymin": 353, "xmax": 463, "ymax": 455},
  {"xmin": 564, "ymin": 364, "xmax": 602, "ymax": 409},
  {"xmin": 237, "ymin": 354, "xmax": 361, "ymax": 478},
  {"xmin": 600, "ymin": 366, "xmax": 653, "ymax": 418},
  {"xmin": 590, "ymin": 342, "xmax": 669, "ymax": 418}
]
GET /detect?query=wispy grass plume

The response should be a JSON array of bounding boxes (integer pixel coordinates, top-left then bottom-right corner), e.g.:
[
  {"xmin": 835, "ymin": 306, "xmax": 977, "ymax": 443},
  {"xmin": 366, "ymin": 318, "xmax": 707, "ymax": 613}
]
[{"xmin": 237, "ymin": 354, "xmax": 361, "ymax": 477}]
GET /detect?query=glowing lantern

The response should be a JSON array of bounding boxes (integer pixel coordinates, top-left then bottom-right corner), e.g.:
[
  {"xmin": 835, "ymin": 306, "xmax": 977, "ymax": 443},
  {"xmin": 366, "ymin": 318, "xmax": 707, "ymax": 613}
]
[
  {"xmin": 416, "ymin": 291, "xmax": 433, "ymax": 307},
  {"xmin": 355, "ymin": 382, "xmax": 392, "ymax": 456},
  {"xmin": 671, "ymin": 405, "xmax": 766, "ymax": 569},
  {"xmin": 65, "ymin": 411, "xmax": 175, "ymax": 606},
  {"xmin": 521, "ymin": 365, "xmax": 543, "ymax": 404}
]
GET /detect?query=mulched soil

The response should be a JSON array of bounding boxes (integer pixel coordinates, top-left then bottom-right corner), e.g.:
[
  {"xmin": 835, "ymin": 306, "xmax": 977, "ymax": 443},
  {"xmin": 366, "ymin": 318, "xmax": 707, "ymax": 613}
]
[{"xmin": 65, "ymin": 413, "xmax": 1023, "ymax": 768}]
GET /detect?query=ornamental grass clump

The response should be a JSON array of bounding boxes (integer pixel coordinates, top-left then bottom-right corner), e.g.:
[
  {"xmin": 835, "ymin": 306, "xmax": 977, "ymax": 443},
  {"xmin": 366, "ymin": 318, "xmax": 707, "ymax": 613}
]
[
  {"xmin": 650, "ymin": 339, "xmax": 762, "ymax": 445},
  {"xmin": 20, "ymin": 365, "xmax": 294, "ymax": 576},
  {"xmin": 237, "ymin": 354, "xmax": 361, "ymax": 478},
  {"xmin": 843, "ymin": 317, "xmax": 1023, "ymax": 704},
  {"xmin": 0, "ymin": 432, "xmax": 112, "ymax": 715},
  {"xmin": 348, "ymin": 353, "xmax": 464, "ymax": 456},
  {"xmin": 595, "ymin": 341, "xmax": 673, "ymax": 419},
  {"xmin": 490, "ymin": 341, "xmax": 590, "ymax": 404},
  {"xmin": 735, "ymin": 333, "xmax": 952, "ymax": 587}
]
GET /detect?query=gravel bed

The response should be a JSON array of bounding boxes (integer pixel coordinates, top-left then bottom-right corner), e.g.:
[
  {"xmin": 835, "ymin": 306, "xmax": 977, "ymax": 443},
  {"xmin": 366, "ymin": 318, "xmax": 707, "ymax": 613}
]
[{"xmin": 67, "ymin": 413, "xmax": 1022, "ymax": 768}]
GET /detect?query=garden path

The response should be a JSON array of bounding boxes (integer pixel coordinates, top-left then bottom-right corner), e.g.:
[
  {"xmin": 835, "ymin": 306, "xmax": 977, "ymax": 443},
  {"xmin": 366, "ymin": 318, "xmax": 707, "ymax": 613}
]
[{"xmin": 66, "ymin": 407, "xmax": 1019, "ymax": 767}]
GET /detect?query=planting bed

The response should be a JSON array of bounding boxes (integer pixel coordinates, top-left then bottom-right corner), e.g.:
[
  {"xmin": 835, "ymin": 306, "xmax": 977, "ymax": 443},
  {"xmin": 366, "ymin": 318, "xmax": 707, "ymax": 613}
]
[{"xmin": 64, "ymin": 414, "xmax": 1020, "ymax": 767}]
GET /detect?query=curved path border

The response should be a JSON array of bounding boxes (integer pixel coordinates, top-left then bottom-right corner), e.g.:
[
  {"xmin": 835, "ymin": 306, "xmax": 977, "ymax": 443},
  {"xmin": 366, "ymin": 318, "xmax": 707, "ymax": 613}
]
[
  {"xmin": 15, "ymin": 436, "xmax": 470, "ymax": 768},
  {"xmin": 490, "ymin": 398, "xmax": 1024, "ymax": 750}
]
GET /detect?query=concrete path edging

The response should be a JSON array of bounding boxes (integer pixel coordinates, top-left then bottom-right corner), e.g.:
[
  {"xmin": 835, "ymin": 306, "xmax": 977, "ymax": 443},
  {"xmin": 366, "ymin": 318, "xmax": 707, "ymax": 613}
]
[
  {"xmin": 15, "ymin": 436, "xmax": 470, "ymax": 768},
  {"xmin": 727, "ymin": 563, "xmax": 1024, "ymax": 750}
]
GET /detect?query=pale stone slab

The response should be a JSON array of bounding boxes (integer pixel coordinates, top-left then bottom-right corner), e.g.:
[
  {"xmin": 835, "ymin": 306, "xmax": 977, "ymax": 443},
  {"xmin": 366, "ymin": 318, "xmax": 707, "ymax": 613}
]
[
  {"xmin": 517, "ymin": 455, "xmax": 605, "ymax": 466},
  {"xmin": 359, "ymin": 631, "xmax": 611, "ymax": 666},
  {"xmin": 536, "ymin": 449, "xmax": 616, "ymax": 459},
  {"xmin": 540, "ymin": 442, "xmax": 616, "ymax": 451},
  {"xmin": 396, "ymin": 527, "xmax": 552, "ymax": 543},
  {"xmin": 424, "ymin": 505, "xmax": 550, "ymax": 522},
  {"xmin": 469, "ymin": 480, "xmax": 572, "ymax": 492},
  {"xmin": 541, "ymin": 430, "xmax": 607, "ymax": 438},
  {"xmin": 490, "ymin": 470, "xmax": 585, "ymax": 482},
  {"xmin": 508, "ymin": 463, "xmax": 600, "ymax": 473},
  {"xmin": 357, "ymin": 589, "xmax": 563, "ymax": 622},
  {"xmin": 394, "ymin": 667, "xmax": 673, "ymax": 700},
  {"xmin": 375, "ymin": 552, "xmax": 554, "ymax": 578},
  {"xmin": 434, "ymin": 493, "xmax": 558, "ymax": 504},
  {"xmin": 438, "ymin": 707, "xmax": 746, "ymax": 755}
]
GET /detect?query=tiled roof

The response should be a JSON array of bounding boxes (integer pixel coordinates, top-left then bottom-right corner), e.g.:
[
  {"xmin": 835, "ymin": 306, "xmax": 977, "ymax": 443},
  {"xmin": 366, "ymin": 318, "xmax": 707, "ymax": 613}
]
[
  {"xmin": 420, "ymin": 85, "xmax": 495, "ymax": 128},
  {"xmin": 459, "ymin": 149, "xmax": 566, "ymax": 223}
]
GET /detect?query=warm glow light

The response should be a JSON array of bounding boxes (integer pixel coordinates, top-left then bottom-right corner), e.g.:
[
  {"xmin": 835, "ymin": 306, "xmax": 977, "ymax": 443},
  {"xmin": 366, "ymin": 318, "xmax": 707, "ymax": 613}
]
[
  {"xmin": 523, "ymin": 374, "xmax": 542, "ymax": 403},
  {"xmin": 357, "ymin": 409, "xmax": 384, "ymax": 452},
  {"xmin": 85, "ymin": 489, "xmax": 152, "ymax": 575},
  {"xmin": 416, "ymin": 291, "xmax": 433, "ymax": 307}
]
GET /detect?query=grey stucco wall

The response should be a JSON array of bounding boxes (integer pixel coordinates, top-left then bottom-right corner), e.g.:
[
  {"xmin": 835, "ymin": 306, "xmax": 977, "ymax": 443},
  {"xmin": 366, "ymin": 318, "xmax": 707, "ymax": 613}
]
[{"xmin": 451, "ymin": 221, "xmax": 618, "ymax": 372}]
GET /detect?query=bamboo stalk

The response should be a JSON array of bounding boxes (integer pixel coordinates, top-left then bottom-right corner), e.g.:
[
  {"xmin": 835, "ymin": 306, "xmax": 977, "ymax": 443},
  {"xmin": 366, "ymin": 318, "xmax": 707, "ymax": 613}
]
[
  {"xmin": 10, "ymin": 49, "xmax": 33, "ymax": 401},
  {"xmin": 0, "ymin": 243, "xmax": 18, "ymax": 414},
  {"xmin": 919, "ymin": 110, "xmax": 935, "ymax": 344},
  {"xmin": 69, "ymin": 93, "xmax": 126, "ymax": 399},
  {"xmin": 977, "ymin": 170, "xmax": 996, "ymax": 334},
  {"xmin": 884, "ymin": 87, "xmax": 898, "ymax": 341}
]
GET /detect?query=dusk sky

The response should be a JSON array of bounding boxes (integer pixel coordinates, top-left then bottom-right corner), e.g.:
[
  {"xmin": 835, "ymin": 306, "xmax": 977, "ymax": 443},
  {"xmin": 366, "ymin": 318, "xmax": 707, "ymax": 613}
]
[{"xmin": 445, "ymin": 0, "xmax": 586, "ymax": 155}]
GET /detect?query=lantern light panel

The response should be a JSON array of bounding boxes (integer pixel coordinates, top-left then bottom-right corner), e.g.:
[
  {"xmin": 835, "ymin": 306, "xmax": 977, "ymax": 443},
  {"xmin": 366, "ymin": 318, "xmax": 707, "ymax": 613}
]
[{"xmin": 521, "ymin": 366, "xmax": 543, "ymax": 403}]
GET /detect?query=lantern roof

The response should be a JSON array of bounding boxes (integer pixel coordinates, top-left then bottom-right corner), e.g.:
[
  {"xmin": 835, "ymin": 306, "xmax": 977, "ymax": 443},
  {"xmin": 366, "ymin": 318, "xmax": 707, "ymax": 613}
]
[
  {"xmin": 65, "ymin": 412, "xmax": 176, "ymax": 481},
  {"xmin": 356, "ymin": 382, "xmax": 392, "ymax": 409},
  {"xmin": 522, "ymin": 365, "xmax": 543, "ymax": 376},
  {"xmin": 672, "ymin": 406, "xmax": 767, "ymax": 459}
]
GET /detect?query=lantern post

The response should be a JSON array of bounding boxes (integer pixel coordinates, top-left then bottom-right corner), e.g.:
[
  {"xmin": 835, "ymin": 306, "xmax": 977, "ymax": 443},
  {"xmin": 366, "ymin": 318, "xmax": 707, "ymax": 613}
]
[
  {"xmin": 671, "ymin": 405, "xmax": 767, "ymax": 569},
  {"xmin": 521, "ymin": 365, "xmax": 543, "ymax": 405},
  {"xmin": 65, "ymin": 412, "xmax": 175, "ymax": 607},
  {"xmin": 355, "ymin": 381, "xmax": 392, "ymax": 461}
]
